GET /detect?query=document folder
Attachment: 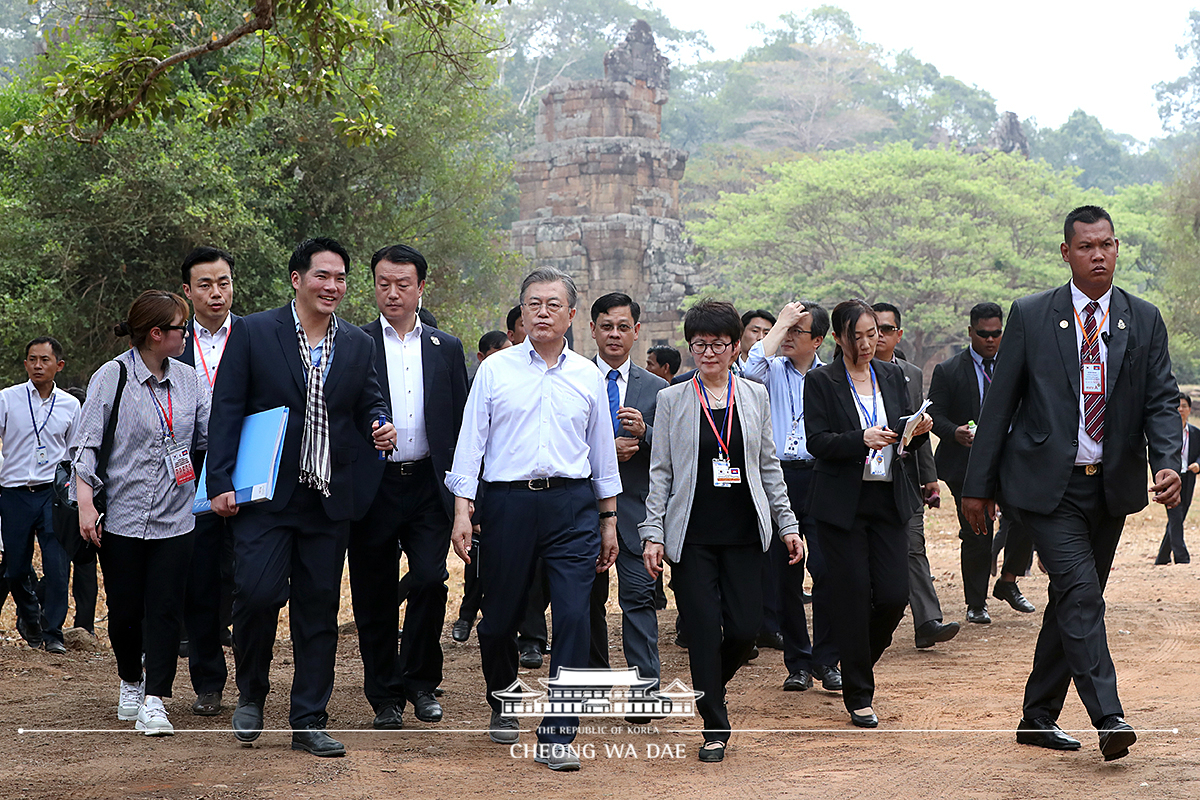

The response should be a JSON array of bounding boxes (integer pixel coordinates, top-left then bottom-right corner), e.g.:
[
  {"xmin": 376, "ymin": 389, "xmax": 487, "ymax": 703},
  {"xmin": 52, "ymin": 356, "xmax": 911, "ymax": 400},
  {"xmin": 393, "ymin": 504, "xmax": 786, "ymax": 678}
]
[{"xmin": 193, "ymin": 406, "xmax": 289, "ymax": 514}]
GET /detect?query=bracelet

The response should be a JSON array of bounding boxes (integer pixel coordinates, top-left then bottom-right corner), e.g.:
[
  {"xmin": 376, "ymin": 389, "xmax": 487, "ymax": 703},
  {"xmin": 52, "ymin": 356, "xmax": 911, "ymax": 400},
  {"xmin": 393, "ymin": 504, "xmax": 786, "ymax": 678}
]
[{"xmin": 598, "ymin": 510, "xmax": 617, "ymax": 519}]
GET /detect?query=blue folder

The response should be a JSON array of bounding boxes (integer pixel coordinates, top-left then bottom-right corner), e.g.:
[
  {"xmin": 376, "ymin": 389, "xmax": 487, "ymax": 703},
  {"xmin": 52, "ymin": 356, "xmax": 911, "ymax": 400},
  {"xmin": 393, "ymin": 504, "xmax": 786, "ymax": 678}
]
[{"xmin": 193, "ymin": 406, "xmax": 289, "ymax": 515}]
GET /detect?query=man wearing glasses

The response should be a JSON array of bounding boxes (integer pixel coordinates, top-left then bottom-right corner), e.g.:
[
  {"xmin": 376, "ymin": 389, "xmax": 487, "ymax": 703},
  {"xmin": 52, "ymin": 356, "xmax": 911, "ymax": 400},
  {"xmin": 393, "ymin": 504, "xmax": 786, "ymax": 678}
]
[{"xmin": 928, "ymin": 302, "xmax": 1036, "ymax": 626}]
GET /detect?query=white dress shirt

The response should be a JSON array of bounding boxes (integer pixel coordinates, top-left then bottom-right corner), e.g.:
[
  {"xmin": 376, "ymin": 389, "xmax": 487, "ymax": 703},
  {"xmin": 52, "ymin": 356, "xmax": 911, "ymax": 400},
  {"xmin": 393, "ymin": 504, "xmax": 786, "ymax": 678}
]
[
  {"xmin": 1070, "ymin": 281, "xmax": 1111, "ymax": 465},
  {"xmin": 849, "ymin": 381, "xmax": 892, "ymax": 482},
  {"xmin": 192, "ymin": 314, "xmax": 232, "ymax": 388},
  {"xmin": 445, "ymin": 339, "xmax": 622, "ymax": 501},
  {"xmin": 0, "ymin": 382, "xmax": 81, "ymax": 487},
  {"xmin": 594, "ymin": 355, "xmax": 630, "ymax": 406},
  {"xmin": 382, "ymin": 315, "xmax": 430, "ymax": 462}
]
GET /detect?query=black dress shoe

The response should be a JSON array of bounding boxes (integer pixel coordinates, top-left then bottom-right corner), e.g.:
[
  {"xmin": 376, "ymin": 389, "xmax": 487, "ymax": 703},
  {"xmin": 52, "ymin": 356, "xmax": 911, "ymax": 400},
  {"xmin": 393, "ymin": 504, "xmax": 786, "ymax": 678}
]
[
  {"xmin": 698, "ymin": 741, "xmax": 726, "ymax": 762},
  {"xmin": 850, "ymin": 710, "xmax": 878, "ymax": 728},
  {"xmin": 812, "ymin": 664, "xmax": 842, "ymax": 691},
  {"xmin": 756, "ymin": 631, "xmax": 785, "ymax": 650},
  {"xmin": 915, "ymin": 620, "xmax": 961, "ymax": 649},
  {"xmin": 373, "ymin": 703, "xmax": 403, "ymax": 730},
  {"xmin": 966, "ymin": 606, "xmax": 991, "ymax": 624},
  {"xmin": 451, "ymin": 618, "xmax": 473, "ymax": 643},
  {"xmin": 178, "ymin": 638, "xmax": 189, "ymax": 659},
  {"xmin": 43, "ymin": 639, "xmax": 67, "ymax": 655},
  {"xmin": 783, "ymin": 671, "xmax": 813, "ymax": 691},
  {"xmin": 519, "ymin": 642, "xmax": 544, "ymax": 669},
  {"xmin": 993, "ymin": 580, "xmax": 1036, "ymax": 613},
  {"xmin": 673, "ymin": 631, "xmax": 689, "ymax": 649},
  {"xmin": 292, "ymin": 726, "xmax": 346, "ymax": 757},
  {"xmin": 232, "ymin": 700, "xmax": 264, "ymax": 743},
  {"xmin": 411, "ymin": 690, "xmax": 443, "ymax": 723},
  {"xmin": 192, "ymin": 691, "xmax": 223, "ymax": 716},
  {"xmin": 1097, "ymin": 715, "xmax": 1136, "ymax": 761},
  {"xmin": 1016, "ymin": 716, "xmax": 1082, "ymax": 751}
]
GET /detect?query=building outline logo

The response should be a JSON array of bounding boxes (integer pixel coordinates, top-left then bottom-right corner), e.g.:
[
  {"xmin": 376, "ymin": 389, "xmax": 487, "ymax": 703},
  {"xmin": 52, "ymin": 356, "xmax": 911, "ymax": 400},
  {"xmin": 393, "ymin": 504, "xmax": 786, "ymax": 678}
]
[{"xmin": 492, "ymin": 667, "xmax": 702, "ymax": 718}]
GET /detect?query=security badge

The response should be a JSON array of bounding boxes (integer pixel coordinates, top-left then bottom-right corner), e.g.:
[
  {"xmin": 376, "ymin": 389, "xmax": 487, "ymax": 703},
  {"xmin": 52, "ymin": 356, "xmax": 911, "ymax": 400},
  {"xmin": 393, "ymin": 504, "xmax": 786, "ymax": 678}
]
[
  {"xmin": 1082, "ymin": 362, "xmax": 1104, "ymax": 395},
  {"xmin": 868, "ymin": 449, "xmax": 887, "ymax": 477},
  {"xmin": 783, "ymin": 419, "xmax": 802, "ymax": 458},
  {"xmin": 166, "ymin": 440, "xmax": 195, "ymax": 487},
  {"xmin": 713, "ymin": 457, "xmax": 741, "ymax": 488},
  {"xmin": 35, "ymin": 445, "xmax": 48, "ymax": 466}
]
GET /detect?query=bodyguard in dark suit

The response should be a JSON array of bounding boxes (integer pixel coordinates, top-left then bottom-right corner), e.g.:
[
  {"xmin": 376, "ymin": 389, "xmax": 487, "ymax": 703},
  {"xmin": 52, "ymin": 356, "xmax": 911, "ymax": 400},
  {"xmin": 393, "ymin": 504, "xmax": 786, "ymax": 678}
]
[
  {"xmin": 585, "ymin": 293, "xmax": 668, "ymax": 706},
  {"xmin": 349, "ymin": 244, "xmax": 468, "ymax": 729},
  {"xmin": 1156, "ymin": 393, "xmax": 1198, "ymax": 565},
  {"xmin": 178, "ymin": 246, "xmax": 239, "ymax": 717},
  {"xmin": 963, "ymin": 206, "xmax": 1182, "ymax": 762},
  {"xmin": 208, "ymin": 238, "xmax": 394, "ymax": 757}
]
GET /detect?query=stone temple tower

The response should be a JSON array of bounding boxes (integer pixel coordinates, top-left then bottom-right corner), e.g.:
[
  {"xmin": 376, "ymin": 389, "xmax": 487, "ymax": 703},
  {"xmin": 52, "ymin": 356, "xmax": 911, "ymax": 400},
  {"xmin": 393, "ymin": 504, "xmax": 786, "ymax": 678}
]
[{"xmin": 511, "ymin": 20, "xmax": 696, "ymax": 362}]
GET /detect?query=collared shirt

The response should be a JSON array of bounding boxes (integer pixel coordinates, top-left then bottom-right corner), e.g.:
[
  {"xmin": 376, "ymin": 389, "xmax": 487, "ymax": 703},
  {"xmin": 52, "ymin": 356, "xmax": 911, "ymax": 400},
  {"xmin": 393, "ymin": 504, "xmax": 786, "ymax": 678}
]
[
  {"xmin": 0, "ymin": 381, "xmax": 81, "ymax": 487},
  {"xmin": 71, "ymin": 349, "xmax": 209, "ymax": 540},
  {"xmin": 445, "ymin": 339, "xmax": 622, "ymax": 501},
  {"xmin": 1070, "ymin": 281, "xmax": 1112, "ymax": 465},
  {"xmin": 743, "ymin": 340, "xmax": 822, "ymax": 461},
  {"xmin": 593, "ymin": 355, "xmax": 631, "ymax": 406},
  {"xmin": 1184, "ymin": 424, "xmax": 1191, "ymax": 473},
  {"xmin": 192, "ymin": 314, "xmax": 232, "ymax": 388},
  {"xmin": 969, "ymin": 347, "xmax": 994, "ymax": 405},
  {"xmin": 290, "ymin": 300, "xmax": 336, "ymax": 381},
  {"xmin": 382, "ymin": 315, "xmax": 430, "ymax": 462}
]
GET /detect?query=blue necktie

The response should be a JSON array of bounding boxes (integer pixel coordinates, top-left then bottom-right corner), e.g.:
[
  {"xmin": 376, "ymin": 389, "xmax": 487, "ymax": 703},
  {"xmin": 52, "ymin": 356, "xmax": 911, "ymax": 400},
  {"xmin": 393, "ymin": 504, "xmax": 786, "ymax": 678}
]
[{"xmin": 607, "ymin": 369, "xmax": 622, "ymax": 436}]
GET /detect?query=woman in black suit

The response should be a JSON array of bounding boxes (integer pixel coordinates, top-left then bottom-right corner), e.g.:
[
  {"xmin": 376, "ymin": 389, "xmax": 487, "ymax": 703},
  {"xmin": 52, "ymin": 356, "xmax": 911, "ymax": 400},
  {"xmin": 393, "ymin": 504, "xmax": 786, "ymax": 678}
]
[{"xmin": 803, "ymin": 299, "xmax": 931, "ymax": 727}]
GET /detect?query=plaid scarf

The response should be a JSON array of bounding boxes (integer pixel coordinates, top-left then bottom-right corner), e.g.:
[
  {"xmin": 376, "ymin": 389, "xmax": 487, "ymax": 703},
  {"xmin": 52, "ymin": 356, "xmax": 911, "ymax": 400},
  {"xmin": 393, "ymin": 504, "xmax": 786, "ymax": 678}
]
[{"xmin": 296, "ymin": 317, "xmax": 336, "ymax": 497}]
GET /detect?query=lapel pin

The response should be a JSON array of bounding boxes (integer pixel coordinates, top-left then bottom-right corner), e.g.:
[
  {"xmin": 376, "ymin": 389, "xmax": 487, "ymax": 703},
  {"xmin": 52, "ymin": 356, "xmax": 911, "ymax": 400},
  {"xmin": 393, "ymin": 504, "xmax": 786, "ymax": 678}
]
[
  {"xmin": 1117, "ymin": 320, "xmax": 1126, "ymax": 330},
  {"xmin": 1059, "ymin": 320, "xmax": 1069, "ymax": 328},
  {"xmin": 431, "ymin": 336, "xmax": 440, "ymax": 345}
]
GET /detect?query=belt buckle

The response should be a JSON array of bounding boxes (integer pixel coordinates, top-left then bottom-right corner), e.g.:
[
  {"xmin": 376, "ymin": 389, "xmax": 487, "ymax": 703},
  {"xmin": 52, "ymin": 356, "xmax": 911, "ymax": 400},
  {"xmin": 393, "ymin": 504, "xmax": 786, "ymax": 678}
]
[
  {"xmin": 1085, "ymin": 464, "xmax": 1098, "ymax": 476},
  {"xmin": 527, "ymin": 478, "xmax": 549, "ymax": 491},
  {"xmin": 399, "ymin": 462, "xmax": 415, "ymax": 477}
]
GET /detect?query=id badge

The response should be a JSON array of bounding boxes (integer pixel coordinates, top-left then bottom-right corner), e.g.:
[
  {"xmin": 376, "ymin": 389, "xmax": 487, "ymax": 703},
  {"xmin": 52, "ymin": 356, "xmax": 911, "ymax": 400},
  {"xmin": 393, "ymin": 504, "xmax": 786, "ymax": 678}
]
[
  {"xmin": 783, "ymin": 431, "xmax": 801, "ymax": 458},
  {"xmin": 35, "ymin": 444, "xmax": 48, "ymax": 466},
  {"xmin": 713, "ymin": 458, "xmax": 741, "ymax": 487},
  {"xmin": 868, "ymin": 449, "xmax": 887, "ymax": 477},
  {"xmin": 166, "ymin": 441, "xmax": 195, "ymax": 486},
  {"xmin": 1082, "ymin": 362, "xmax": 1104, "ymax": 395}
]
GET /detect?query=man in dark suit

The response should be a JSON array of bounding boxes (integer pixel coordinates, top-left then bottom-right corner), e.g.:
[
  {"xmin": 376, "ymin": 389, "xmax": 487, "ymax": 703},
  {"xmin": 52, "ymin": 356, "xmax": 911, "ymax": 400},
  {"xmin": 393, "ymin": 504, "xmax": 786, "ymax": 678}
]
[
  {"xmin": 585, "ymin": 293, "xmax": 668, "ymax": 709},
  {"xmin": 349, "ymin": 244, "xmax": 468, "ymax": 730},
  {"xmin": 178, "ymin": 246, "xmax": 239, "ymax": 717},
  {"xmin": 208, "ymin": 238, "xmax": 394, "ymax": 757},
  {"xmin": 1157, "ymin": 392, "xmax": 1198, "ymax": 564},
  {"xmin": 963, "ymin": 205, "xmax": 1182, "ymax": 762},
  {"xmin": 929, "ymin": 302, "xmax": 1035, "ymax": 625},
  {"xmin": 871, "ymin": 303, "xmax": 960, "ymax": 650}
]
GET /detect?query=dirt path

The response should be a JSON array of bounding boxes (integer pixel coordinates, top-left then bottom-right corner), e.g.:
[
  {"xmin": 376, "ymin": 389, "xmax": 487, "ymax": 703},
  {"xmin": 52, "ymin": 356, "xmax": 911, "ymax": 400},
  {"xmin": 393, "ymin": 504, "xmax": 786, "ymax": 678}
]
[{"xmin": 3, "ymin": 496, "xmax": 1199, "ymax": 799}]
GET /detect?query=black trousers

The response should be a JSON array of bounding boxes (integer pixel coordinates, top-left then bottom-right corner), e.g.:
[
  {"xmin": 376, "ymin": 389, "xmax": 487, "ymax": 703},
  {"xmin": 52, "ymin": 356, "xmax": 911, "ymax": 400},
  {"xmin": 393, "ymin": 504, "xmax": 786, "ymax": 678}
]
[
  {"xmin": 952, "ymin": 487, "xmax": 1034, "ymax": 608},
  {"xmin": 348, "ymin": 460, "xmax": 449, "ymax": 713},
  {"xmin": 1017, "ymin": 470, "xmax": 1126, "ymax": 725},
  {"xmin": 1157, "ymin": 474, "xmax": 1193, "ymax": 564},
  {"xmin": 777, "ymin": 464, "xmax": 837, "ymax": 673},
  {"xmin": 517, "ymin": 560, "xmax": 550, "ymax": 649},
  {"xmin": 185, "ymin": 511, "xmax": 233, "ymax": 695},
  {"xmin": 819, "ymin": 481, "xmax": 909, "ymax": 712},
  {"xmin": 231, "ymin": 486, "xmax": 349, "ymax": 728},
  {"xmin": 99, "ymin": 531, "xmax": 195, "ymax": 697},
  {"xmin": 477, "ymin": 480, "xmax": 598, "ymax": 745},
  {"xmin": 671, "ymin": 542, "xmax": 761, "ymax": 744},
  {"xmin": 457, "ymin": 536, "xmax": 483, "ymax": 622}
]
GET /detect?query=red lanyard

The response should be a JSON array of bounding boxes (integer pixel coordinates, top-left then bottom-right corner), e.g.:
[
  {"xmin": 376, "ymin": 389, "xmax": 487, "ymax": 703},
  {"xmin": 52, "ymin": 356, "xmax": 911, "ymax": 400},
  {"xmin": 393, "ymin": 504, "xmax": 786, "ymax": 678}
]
[
  {"xmin": 147, "ymin": 383, "xmax": 174, "ymax": 440},
  {"xmin": 693, "ymin": 372, "xmax": 735, "ymax": 460},
  {"xmin": 195, "ymin": 338, "xmax": 216, "ymax": 387}
]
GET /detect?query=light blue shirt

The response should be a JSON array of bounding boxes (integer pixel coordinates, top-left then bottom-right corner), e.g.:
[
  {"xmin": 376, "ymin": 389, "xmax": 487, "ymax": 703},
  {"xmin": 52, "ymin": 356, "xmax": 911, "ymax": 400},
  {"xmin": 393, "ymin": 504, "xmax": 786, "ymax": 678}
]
[
  {"xmin": 445, "ymin": 339, "xmax": 622, "ymax": 501},
  {"xmin": 743, "ymin": 340, "xmax": 822, "ymax": 461},
  {"xmin": 290, "ymin": 300, "xmax": 336, "ymax": 381}
]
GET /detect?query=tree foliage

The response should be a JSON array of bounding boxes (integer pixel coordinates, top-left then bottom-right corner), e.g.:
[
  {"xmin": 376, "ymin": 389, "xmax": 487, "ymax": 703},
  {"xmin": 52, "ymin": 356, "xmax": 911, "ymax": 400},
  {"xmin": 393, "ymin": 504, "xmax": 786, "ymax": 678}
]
[{"xmin": 1027, "ymin": 109, "xmax": 1170, "ymax": 192}]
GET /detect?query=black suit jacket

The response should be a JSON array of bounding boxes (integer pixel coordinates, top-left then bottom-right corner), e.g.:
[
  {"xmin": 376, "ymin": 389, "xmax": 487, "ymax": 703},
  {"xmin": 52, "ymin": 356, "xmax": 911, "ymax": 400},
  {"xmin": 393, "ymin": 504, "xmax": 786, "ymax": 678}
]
[
  {"xmin": 896, "ymin": 356, "xmax": 936, "ymax": 486},
  {"xmin": 181, "ymin": 314, "xmax": 240, "ymax": 473},
  {"xmin": 353, "ymin": 319, "xmax": 469, "ymax": 519},
  {"xmin": 962, "ymin": 283, "xmax": 1181, "ymax": 517},
  {"xmin": 927, "ymin": 347, "xmax": 982, "ymax": 490},
  {"xmin": 1182, "ymin": 422, "xmax": 1200, "ymax": 511},
  {"xmin": 207, "ymin": 305, "xmax": 389, "ymax": 522},
  {"xmin": 803, "ymin": 358, "xmax": 928, "ymax": 531},
  {"xmin": 603, "ymin": 361, "xmax": 669, "ymax": 552}
]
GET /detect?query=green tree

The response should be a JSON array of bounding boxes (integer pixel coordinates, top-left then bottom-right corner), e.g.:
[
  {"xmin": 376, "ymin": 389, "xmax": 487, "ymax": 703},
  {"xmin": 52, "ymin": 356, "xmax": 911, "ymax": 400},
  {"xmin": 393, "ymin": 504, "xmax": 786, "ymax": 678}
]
[
  {"xmin": 1028, "ymin": 109, "xmax": 1169, "ymax": 191},
  {"xmin": 881, "ymin": 50, "xmax": 997, "ymax": 147}
]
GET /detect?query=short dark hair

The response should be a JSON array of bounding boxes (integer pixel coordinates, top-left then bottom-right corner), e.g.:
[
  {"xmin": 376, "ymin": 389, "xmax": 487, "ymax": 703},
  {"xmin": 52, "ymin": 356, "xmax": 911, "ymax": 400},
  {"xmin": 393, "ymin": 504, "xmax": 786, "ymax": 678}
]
[
  {"xmin": 478, "ymin": 330, "xmax": 509, "ymax": 354},
  {"xmin": 830, "ymin": 299, "xmax": 878, "ymax": 365},
  {"xmin": 969, "ymin": 302, "xmax": 1003, "ymax": 327},
  {"xmin": 741, "ymin": 309, "xmax": 776, "ymax": 328},
  {"xmin": 685, "ymin": 300, "xmax": 743, "ymax": 344},
  {"xmin": 181, "ymin": 246, "xmax": 234, "ymax": 285},
  {"xmin": 506, "ymin": 305, "xmax": 522, "ymax": 332},
  {"xmin": 289, "ymin": 237, "xmax": 350, "ymax": 278},
  {"xmin": 26, "ymin": 336, "xmax": 64, "ymax": 361},
  {"xmin": 801, "ymin": 301, "xmax": 830, "ymax": 339},
  {"xmin": 1064, "ymin": 205, "xmax": 1115, "ymax": 244},
  {"xmin": 648, "ymin": 345, "xmax": 681, "ymax": 375},
  {"xmin": 591, "ymin": 292, "xmax": 641, "ymax": 323},
  {"xmin": 370, "ymin": 243, "xmax": 428, "ymax": 282},
  {"xmin": 870, "ymin": 302, "xmax": 901, "ymax": 329},
  {"xmin": 1179, "ymin": 390, "xmax": 1192, "ymax": 405}
]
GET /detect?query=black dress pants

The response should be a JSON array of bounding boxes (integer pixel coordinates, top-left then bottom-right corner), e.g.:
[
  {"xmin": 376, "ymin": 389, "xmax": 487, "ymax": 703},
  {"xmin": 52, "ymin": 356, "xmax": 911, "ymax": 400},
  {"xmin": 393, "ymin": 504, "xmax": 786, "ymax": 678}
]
[
  {"xmin": 231, "ymin": 486, "xmax": 349, "ymax": 728},
  {"xmin": 1017, "ymin": 470, "xmax": 1126, "ymax": 725},
  {"xmin": 99, "ymin": 531, "xmax": 195, "ymax": 697},
  {"xmin": 185, "ymin": 511, "xmax": 233, "ymax": 695},
  {"xmin": 1157, "ymin": 473, "xmax": 1193, "ymax": 564},
  {"xmin": 778, "ymin": 463, "xmax": 838, "ymax": 673},
  {"xmin": 457, "ymin": 536, "xmax": 483, "ymax": 622},
  {"xmin": 348, "ymin": 460, "xmax": 449, "ymax": 713},
  {"xmin": 819, "ymin": 481, "xmax": 909, "ymax": 712},
  {"xmin": 953, "ymin": 487, "xmax": 1034, "ymax": 608}
]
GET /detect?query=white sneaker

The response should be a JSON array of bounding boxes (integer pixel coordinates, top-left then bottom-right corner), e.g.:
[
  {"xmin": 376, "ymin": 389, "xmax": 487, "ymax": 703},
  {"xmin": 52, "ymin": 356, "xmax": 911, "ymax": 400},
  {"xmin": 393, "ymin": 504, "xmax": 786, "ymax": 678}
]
[
  {"xmin": 118, "ymin": 680, "xmax": 144, "ymax": 721},
  {"xmin": 136, "ymin": 696, "xmax": 174, "ymax": 736}
]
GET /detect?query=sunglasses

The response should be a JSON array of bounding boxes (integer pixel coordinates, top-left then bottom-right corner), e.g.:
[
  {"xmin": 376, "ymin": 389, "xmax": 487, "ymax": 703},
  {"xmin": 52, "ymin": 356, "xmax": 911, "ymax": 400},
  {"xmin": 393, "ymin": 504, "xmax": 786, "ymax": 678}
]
[
  {"xmin": 877, "ymin": 324, "xmax": 900, "ymax": 334},
  {"xmin": 972, "ymin": 329, "xmax": 1002, "ymax": 339}
]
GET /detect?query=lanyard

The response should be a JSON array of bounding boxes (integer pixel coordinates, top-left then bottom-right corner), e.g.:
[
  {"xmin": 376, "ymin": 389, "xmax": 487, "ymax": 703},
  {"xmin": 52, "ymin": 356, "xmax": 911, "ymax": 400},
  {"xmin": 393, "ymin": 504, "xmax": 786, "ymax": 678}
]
[
  {"xmin": 846, "ymin": 363, "xmax": 879, "ymax": 429},
  {"xmin": 26, "ymin": 388, "xmax": 56, "ymax": 446},
  {"xmin": 785, "ymin": 365, "xmax": 803, "ymax": 427},
  {"xmin": 693, "ymin": 372, "xmax": 736, "ymax": 460},
  {"xmin": 147, "ymin": 382, "xmax": 174, "ymax": 440},
  {"xmin": 1073, "ymin": 304, "xmax": 1111, "ymax": 353},
  {"xmin": 194, "ymin": 333, "xmax": 224, "ymax": 387}
]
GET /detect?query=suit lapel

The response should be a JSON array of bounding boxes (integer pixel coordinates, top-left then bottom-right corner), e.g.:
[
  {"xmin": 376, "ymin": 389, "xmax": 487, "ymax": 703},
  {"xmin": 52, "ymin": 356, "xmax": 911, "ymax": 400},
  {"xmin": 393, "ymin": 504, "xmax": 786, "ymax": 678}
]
[
  {"xmin": 325, "ymin": 318, "xmax": 352, "ymax": 394},
  {"xmin": 959, "ymin": 349, "xmax": 980, "ymax": 419},
  {"xmin": 625, "ymin": 366, "xmax": 644, "ymax": 411},
  {"xmin": 828, "ymin": 361, "xmax": 863, "ymax": 430},
  {"xmin": 1051, "ymin": 284, "xmax": 1081, "ymax": 406},
  {"xmin": 420, "ymin": 326, "xmax": 437, "ymax": 411},
  {"xmin": 1105, "ymin": 288, "xmax": 1131, "ymax": 396},
  {"xmin": 274, "ymin": 307, "xmax": 307, "ymax": 395},
  {"xmin": 878, "ymin": 361, "xmax": 905, "ymax": 426},
  {"xmin": 367, "ymin": 321, "xmax": 391, "ymax": 415}
]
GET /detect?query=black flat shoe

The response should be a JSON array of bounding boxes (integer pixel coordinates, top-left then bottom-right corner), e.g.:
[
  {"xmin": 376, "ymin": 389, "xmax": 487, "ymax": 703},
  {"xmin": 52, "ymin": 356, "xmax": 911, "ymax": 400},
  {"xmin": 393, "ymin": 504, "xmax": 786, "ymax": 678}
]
[
  {"xmin": 451, "ymin": 618, "xmax": 472, "ymax": 643},
  {"xmin": 1016, "ymin": 716, "xmax": 1082, "ymax": 751},
  {"xmin": 850, "ymin": 710, "xmax": 878, "ymax": 728},
  {"xmin": 698, "ymin": 741, "xmax": 726, "ymax": 762}
]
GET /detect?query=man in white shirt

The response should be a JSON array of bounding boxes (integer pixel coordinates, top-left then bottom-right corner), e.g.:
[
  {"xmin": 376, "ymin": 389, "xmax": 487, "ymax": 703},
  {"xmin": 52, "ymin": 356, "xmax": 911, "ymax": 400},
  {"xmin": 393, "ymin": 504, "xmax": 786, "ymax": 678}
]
[
  {"xmin": 0, "ymin": 337, "xmax": 81, "ymax": 654},
  {"xmin": 446, "ymin": 267, "xmax": 620, "ymax": 772}
]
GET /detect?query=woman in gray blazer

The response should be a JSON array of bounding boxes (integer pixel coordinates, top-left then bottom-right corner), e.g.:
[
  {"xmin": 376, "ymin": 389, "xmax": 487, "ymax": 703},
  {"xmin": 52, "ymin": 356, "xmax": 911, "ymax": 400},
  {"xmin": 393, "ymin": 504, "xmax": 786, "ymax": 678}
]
[{"xmin": 641, "ymin": 300, "xmax": 803, "ymax": 763}]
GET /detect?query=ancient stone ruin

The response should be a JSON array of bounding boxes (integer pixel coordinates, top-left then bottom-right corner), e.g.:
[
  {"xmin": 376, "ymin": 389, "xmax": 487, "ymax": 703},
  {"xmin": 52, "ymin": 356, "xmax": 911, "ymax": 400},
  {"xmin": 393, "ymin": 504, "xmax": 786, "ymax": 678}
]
[{"xmin": 511, "ymin": 20, "xmax": 697, "ymax": 362}]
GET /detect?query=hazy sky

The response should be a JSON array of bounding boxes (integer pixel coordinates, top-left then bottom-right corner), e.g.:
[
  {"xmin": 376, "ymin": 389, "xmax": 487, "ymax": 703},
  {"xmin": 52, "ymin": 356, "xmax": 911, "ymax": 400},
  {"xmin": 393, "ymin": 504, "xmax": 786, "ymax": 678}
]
[{"xmin": 650, "ymin": 0, "xmax": 1197, "ymax": 144}]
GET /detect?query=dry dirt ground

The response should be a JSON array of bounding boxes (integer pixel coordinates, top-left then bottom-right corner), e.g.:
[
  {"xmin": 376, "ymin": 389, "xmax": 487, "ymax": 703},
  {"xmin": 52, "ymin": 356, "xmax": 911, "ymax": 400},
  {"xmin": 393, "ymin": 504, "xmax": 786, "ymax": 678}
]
[{"xmin": 2, "ymin": 491, "xmax": 1200, "ymax": 799}]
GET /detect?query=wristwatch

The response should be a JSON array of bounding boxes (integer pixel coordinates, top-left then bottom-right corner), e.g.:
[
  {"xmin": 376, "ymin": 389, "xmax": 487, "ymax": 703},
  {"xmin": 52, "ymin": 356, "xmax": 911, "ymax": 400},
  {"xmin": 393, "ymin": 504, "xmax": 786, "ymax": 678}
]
[{"xmin": 598, "ymin": 510, "xmax": 617, "ymax": 519}]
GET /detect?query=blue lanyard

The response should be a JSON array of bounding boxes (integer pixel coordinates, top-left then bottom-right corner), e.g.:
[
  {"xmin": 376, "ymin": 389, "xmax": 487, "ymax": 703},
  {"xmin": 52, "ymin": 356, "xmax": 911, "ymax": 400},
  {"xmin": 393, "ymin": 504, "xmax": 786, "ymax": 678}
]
[
  {"xmin": 26, "ymin": 388, "xmax": 56, "ymax": 446},
  {"xmin": 846, "ymin": 363, "xmax": 878, "ymax": 429}
]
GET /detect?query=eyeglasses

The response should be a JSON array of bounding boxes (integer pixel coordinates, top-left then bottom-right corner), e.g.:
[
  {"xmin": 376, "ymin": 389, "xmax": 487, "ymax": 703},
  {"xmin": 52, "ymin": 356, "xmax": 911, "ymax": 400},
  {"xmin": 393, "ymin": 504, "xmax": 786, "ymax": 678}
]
[
  {"xmin": 160, "ymin": 325, "xmax": 190, "ymax": 334},
  {"xmin": 784, "ymin": 327, "xmax": 813, "ymax": 338},
  {"xmin": 877, "ymin": 324, "xmax": 900, "ymax": 334},
  {"xmin": 522, "ymin": 300, "xmax": 567, "ymax": 314},
  {"xmin": 972, "ymin": 329, "xmax": 1002, "ymax": 339},
  {"xmin": 689, "ymin": 340, "xmax": 732, "ymax": 355}
]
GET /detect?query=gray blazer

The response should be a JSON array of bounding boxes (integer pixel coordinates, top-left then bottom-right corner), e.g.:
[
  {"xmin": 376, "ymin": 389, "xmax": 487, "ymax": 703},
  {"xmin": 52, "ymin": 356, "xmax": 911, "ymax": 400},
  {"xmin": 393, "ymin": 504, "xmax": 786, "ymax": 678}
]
[{"xmin": 639, "ymin": 375, "xmax": 799, "ymax": 563}]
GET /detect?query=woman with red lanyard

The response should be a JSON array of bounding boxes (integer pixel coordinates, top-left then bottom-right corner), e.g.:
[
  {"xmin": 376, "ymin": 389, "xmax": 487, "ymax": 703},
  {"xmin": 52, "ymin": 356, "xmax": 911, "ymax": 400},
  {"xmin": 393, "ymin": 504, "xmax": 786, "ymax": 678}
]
[
  {"xmin": 640, "ymin": 300, "xmax": 803, "ymax": 762},
  {"xmin": 72, "ymin": 290, "xmax": 210, "ymax": 736}
]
